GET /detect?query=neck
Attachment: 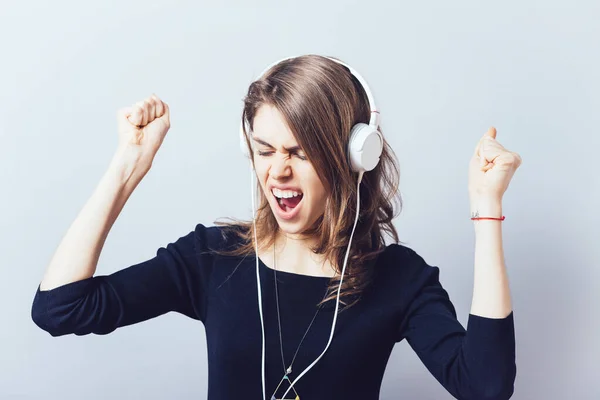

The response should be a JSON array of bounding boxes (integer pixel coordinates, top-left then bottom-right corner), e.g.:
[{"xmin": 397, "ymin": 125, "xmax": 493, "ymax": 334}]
[{"xmin": 264, "ymin": 231, "xmax": 337, "ymax": 278}]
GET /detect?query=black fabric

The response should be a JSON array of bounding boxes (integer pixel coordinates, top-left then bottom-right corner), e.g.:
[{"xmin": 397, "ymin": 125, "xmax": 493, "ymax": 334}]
[{"xmin": 32, "ymin": 224, "xmax": 516, "ymax": 400}]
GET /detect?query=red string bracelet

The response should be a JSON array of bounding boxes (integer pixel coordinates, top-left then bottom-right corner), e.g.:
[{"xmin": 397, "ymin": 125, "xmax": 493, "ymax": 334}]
[{"xmin": 471, "ymin": 216, "xmax": 506, "ymax": 221}]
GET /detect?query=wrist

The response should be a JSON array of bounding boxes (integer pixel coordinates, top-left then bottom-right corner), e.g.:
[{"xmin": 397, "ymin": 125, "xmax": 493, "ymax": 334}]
[
  {"xmin": 470, "ymin": 196, "xmax": 503, "ymax": 220},
  {"xmin": 109, "ymin": 145, "xmax": 151, "ymax": 186}
]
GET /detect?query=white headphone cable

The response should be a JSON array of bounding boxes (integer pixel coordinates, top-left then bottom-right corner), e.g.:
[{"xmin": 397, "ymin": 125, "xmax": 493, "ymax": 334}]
[
  {"xmin": 279, "ymin": 170, "xmax": 364, "ymax": 399},
  {"xmin": 251, "ymin": 164, "xmax": 267, "ymax": 400},
  {"xmin": 251, "ymin": 144, "xmax": 366, "ymax": 399}
]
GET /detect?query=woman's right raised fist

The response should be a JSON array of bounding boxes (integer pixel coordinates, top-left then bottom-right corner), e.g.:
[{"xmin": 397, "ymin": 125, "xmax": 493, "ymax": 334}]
[{"xmin": 116, "ymin": 94, "xmax": 171, "ymax": 161}]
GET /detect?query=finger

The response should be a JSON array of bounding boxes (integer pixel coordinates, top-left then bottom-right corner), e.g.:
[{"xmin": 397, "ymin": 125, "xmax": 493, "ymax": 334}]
[
  {"xmin": 473, "ymin": 126, "xmax": 498, "ymax": 158},
  {"xmin": 514, "ymin": 152, "xmax": 523, "ymax": 167},
  {"xmin": 159, "ymin": 102, "xmax": 170, "ymax": 128},
  {"xmin": 152, "ymin": 94, "xmax": 164, "ymax": 118},
  {"xmin": 146, "ymin": 97, "xmax": 156, "ymax": 123},
  {"xmin": 143, "ymin": 100, "xmax": 153, "ymax": 125},
  {"xmin": 135, "ymin": 101, "xmax": 148, "ymax": 126},
  {"xmin": 477, "ymin": 137, "xmax": 489, "ymax": 168},
  {"xmin": 128, "ymin": 104, "xmax": 143, "ymax": 126},
  {"xmin": 480, "ymin": 137, "xmax": 498, "ymax": 167},
  {"xmin": 481, "ymin": 135, "xmax": 508, "ymax": 161},
  {"xmin": 481, "ymin": 128, "xmax": 498, "ymax": 162}
]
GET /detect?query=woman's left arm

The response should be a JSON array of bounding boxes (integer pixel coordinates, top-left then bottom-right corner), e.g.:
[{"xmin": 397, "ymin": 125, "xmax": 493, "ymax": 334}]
[
  {"xmin": 397, "ymin": 128, "xmax": 522, "ymax": 400},
  {"xmin": 470, "ymin": 198, "xmax": 512, "ymax": 318},
  {"xmin": 468, "ymin": 127, "xmax": 522, "ymax": 318}
]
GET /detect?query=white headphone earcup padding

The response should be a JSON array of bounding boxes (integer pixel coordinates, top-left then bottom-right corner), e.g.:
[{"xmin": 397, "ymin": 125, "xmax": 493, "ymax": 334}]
[{"xmin": 348, "ymin": 123, "xmax": 383, "ymax": 172}]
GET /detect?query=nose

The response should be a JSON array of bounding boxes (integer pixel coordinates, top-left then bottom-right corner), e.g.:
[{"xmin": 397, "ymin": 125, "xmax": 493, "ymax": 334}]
[{"xmin": 270, "ymin": 153, "xmax": 292, "ymax": 180}]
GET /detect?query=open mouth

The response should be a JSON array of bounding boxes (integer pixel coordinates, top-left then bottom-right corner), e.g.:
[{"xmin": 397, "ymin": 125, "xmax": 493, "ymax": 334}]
[{"xmin": 272, "ymin": 188, "xmax": 304, "ymax": 213}]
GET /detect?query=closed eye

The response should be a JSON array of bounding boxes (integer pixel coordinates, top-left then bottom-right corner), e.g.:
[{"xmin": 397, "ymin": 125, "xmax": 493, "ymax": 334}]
[
  {"xmin": 257, "ymin": 150, "xmax": 307, "ymax": 160},
  {"xmin": 294, "ymin": 153, "xmax": 307, "ymax": 161}
]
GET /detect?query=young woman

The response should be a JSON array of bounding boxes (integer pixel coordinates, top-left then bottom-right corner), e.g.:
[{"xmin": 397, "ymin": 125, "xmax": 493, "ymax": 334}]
[{"xmin": 32, "ymin": 54, "xmax": 521, "ymax": 400}]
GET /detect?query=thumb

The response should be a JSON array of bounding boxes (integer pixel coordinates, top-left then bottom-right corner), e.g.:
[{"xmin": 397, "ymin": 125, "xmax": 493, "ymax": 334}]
[
  {"xmin": 485, "ymin": 126, "xmax": 497, "ymax": 139},
  {"xmin": 482, "ymin": 127, "xmax": 497, "ymax": 168},
  {"xmin": 472, "ymin": 127, "xmax": 497, "ymax": 168},
  {"xmin": 472, "ymin": 126, "xmax": 497, "ymax": 158},
  {"xmin": 117, "ymin": 106, "xmax": 136, "ymax": 131},
  {"xmin": 158, "ymin": 102, "xmax": 171, "ymax": 128}
]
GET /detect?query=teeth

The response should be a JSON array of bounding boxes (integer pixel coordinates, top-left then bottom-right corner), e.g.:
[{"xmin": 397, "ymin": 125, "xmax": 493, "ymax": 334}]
[{"xmin": 272, "ymin": 188, "xmax": 302, "ymax": 198}]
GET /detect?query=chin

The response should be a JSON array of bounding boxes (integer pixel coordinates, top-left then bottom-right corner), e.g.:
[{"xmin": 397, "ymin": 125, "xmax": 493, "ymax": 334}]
[{"xmin": 276, "ymin": 220, "xmax": 309, "ymax": 235}]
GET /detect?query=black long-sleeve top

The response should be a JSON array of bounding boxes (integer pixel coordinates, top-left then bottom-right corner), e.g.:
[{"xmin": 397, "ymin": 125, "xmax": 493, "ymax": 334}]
[{"xmin": 31, "ymin": 223, "xmax": 516, "ymax": 399}]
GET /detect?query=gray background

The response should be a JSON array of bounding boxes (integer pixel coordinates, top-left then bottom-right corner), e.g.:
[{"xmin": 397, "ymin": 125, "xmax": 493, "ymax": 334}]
[{"xmin": 1, "ymin": 0, "xmax": 598, "ymax": 399}]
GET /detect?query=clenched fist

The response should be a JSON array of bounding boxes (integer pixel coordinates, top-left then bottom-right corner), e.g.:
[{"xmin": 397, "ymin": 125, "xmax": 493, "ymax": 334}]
[{"xmin": 114, "ymin": 94, "xmax": 171, "ymax": 173}]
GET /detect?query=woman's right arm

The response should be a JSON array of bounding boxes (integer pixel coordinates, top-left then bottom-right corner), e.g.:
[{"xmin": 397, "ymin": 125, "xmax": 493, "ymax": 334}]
[
  {"xmin": 39, "ymin": 94, "xmax": 169, "ymax": 291},
  {"xmin": 30, "ymin": 95, "xmax": 212, "ymax": 336},
  {"xmin": 38, "ymin": 147, "xmax": 146, "ymax": 291}
]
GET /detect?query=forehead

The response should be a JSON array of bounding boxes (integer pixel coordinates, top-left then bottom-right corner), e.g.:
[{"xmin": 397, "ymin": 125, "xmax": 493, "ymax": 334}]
[{"xmin": 252, "ymin": 104, "xmax": 298, "ymax": 146}]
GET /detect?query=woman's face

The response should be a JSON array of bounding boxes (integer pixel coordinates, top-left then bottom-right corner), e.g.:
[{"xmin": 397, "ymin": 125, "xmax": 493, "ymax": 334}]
[{"xmin": 251, "ymin": 104, "xmax": 328, "ymax": 236}]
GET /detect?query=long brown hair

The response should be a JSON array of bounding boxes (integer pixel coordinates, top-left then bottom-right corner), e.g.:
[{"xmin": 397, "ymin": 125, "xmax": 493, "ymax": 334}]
[{"xmin": 214, "ymin": 54, "xmax": 402, "ymax": 311}]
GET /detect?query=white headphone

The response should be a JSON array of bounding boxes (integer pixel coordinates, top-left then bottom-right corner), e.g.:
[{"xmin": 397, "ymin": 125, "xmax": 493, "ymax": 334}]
[
  {"xmin": 240, "ymin": 55, "xmax": 383, "ymax": 173},
  {"xmin": 240, "ymin": 55, "xmax": 382, "ymax": 400}
]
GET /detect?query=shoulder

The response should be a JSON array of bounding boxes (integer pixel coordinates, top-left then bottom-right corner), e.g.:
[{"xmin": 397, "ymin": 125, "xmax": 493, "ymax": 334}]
[
  {"xmin": 189, "ymin": 222, "xmax": 249, "ymax": 254},
  {"xmin": 374, "ymin": 243, "xmax": 442, "ymax": 294},
  {"xmin": 376, "ymin": 243, "xmax": 435, "ymax": 274}
]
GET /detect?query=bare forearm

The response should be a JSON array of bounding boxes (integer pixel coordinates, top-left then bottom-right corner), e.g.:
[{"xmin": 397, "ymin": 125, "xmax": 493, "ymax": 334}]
[
  {"xmin": 39, "ymin": 147, "xmax": 148, "ymax": 291},
  {"xmin": 469, "ymin": 199, "xmax": 512, "ymax": 318}
]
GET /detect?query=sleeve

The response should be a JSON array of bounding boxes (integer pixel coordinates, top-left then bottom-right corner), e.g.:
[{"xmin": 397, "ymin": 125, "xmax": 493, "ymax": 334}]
[
  {"xmin": 31, "ymin": 223, "xmax": 214, "ymax": 337},
  {"xmin": 396, "ymin": 250, "xmax": 516, "ymax": 400}
]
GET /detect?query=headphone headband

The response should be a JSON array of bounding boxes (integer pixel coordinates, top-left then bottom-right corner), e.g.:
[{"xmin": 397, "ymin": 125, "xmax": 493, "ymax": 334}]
[{"xmin": 253, "ymin": 55, "xmax": 379, "ymax": 127}]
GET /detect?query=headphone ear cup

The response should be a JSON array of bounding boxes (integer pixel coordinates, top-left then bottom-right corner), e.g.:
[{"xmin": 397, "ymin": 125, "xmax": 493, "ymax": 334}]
[{"xmin": 348, "ymin": 123, "xmax": 383, "ymax": 172}]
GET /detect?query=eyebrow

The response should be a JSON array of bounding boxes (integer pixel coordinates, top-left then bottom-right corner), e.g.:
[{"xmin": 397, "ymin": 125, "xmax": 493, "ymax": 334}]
[{"xmin": 252, "ymin": 136, "xmax": 303, "ymax": 153}]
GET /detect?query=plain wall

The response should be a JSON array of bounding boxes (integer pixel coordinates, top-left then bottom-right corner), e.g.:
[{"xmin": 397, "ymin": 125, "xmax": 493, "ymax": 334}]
[{"xmin": 1, "ymin": 0, "xmax": 598, "ymax": 399}]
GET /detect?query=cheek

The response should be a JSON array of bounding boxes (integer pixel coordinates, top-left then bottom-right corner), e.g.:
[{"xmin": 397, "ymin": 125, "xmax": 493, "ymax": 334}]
[
  {"xmin": 313, "ymin": 185, "xmax": 328, "ymax": 207},
  {"xmin": 253, "ymin": 160, "xmax": 269, "ymax": 181},
  {"xmin": 301, "ymin": 167, "xmax": 328, "ymax": 201},
  {"xmin": 307, "ymin": 183, "xmax": 328, "ymax": 218}
]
